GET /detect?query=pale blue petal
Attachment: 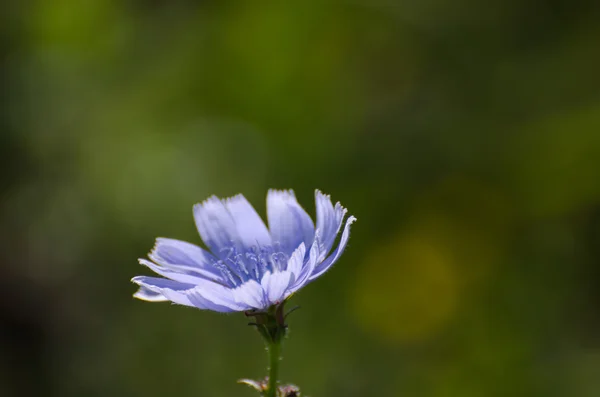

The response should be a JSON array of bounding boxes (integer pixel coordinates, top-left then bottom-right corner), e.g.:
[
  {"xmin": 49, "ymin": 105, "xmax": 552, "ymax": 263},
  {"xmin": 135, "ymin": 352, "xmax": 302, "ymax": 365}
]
[
  {"xmin": 285, "ymin": 243, "xmax": 306, "ymax": 282},
  {"xmin": 193, "ymin": 196, "xmax": 239, "ymax": 257},
  {"xmin": 315, "ymin": 190, "xmax": 347, "ymax": 261},
  {"xmin": 189, "ymin": 278, "xmax": 251, "ymax": 311},
  {"xmin": 139, "ymin": 259, "xmax": 222, "ymax": 285},
  {"xmin": 309, "ymin": 215, "xmax": 356, "ymax": 280},
  {"xmin": 267, "ymin": 190, "xmax": 315, "ymax": 255},
  {"xmin": 133, "ymin": 285, "xmax": 168, "ymax": 302},
  {"xmin": 261, "ymin": 271, "xmax": 292, "ymax": 305},
  {"xmin": 286, "ymin": 237, "xmax": 319, "ymax": 295},
  {"xmin": 232, "ymin": 279, "xmax": 267, "ymax": 309},
  {"xmin": 131, "ymin": 276, "xmax": 195, "ymax": 307},
  {"xmin": 225, "ymin": 195, "xmax": 272, "ymax": 249},
  {"xmin": 149, "ymin": 238, "xmax": 225, "ymax": 283},
  {"xmin": 184, "ymin": 288, "xmax": 241, "ymax": 312}
]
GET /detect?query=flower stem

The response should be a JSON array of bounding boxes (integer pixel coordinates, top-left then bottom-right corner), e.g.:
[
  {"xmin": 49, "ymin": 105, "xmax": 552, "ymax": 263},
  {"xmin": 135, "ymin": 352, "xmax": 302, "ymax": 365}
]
[
  {"xmin": 245, "ymin": 305, "xmax": 288, "ymax": 397},
  {"xmin": 266, "ymin": 339, "xmax": 281, "ymax": 397}
]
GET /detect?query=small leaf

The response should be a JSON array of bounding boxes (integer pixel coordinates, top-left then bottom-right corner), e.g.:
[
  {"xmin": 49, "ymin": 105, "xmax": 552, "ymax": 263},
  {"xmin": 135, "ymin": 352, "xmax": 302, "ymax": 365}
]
[{"xmin": 238, "ymin": 378, "xmax": 266, "ymax": 392}]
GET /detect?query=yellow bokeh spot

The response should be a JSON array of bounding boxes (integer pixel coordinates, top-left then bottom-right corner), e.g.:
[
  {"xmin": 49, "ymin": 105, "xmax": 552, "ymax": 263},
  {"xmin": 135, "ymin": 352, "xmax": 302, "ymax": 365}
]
[
  {"xmin": 353, "ymin": 233, "xmax": 459, "ymax": 344},
  {"xmin": 352, "ymin": 177, "xmax": 511, "ymax": 345}
]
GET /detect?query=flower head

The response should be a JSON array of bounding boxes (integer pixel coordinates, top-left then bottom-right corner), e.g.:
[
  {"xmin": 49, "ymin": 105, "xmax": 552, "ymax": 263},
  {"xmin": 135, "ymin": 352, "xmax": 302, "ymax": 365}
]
[{"xmin": 132, "ymin": 190, "xmax": 356, "ymax": 312}]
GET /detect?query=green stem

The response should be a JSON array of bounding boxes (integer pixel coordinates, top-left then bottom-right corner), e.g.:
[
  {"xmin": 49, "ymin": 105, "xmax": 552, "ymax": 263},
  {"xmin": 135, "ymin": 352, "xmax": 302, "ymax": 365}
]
[{"xmin": 265, "ymin": 339, "xmax": 281, "ymax": 397}]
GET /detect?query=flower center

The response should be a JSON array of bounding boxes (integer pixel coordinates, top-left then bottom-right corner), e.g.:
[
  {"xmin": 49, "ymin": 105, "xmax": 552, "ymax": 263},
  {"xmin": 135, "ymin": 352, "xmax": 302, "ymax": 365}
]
[{"xmin": 212, "ymin": 244, "xmax": 289, "ymax": 287}]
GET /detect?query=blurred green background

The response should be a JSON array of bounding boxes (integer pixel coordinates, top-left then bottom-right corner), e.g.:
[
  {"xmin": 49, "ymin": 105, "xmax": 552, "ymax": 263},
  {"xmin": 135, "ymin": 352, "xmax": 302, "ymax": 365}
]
[{"xmin": 2, "ymin": 1, "xmax": 600, "ymax": 396}]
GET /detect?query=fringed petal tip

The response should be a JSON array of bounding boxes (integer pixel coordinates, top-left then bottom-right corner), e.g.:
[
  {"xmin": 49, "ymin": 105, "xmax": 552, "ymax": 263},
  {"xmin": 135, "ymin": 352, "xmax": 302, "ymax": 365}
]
[
  {"xmin": 335, "ymin": 201, "xmax": 348, "ymax": 215},
  {"xmin": 194, "ymin": 194, "xmax": 221, "ymax": 207},
  {"xmin": 149, "ymin": 237, "xmax": 171, "ymax": 257},
  {"xmin": 223, "ymin": 193, "xmax": 245, "ymax": 206},
  {"xmin": 194, "ymin": 193, "xmax": 254, "ymax": 210},
  {"xmin": 309, "ymin": 214, "xmax": 356, "ymax": 281},
  {"xmin": 316, "ymin": 189, "xmax": 348, "ymax": 210},
  {"xmin": 268, "ymin": 188, "xmax": 296, "ymax": 197}
]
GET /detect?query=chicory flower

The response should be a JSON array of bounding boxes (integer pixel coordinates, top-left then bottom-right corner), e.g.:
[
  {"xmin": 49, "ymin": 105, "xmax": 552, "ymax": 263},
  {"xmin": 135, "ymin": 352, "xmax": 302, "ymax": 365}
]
[{"xmin": 132, "ymin": 190, "xmax": 355, "ymax": 312}]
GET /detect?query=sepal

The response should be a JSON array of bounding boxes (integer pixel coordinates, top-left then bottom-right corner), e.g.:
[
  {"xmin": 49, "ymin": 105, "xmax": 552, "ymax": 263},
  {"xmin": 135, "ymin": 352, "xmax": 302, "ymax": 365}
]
[{"xmin": 245, "ymin": 302, "xmax": 289, "ymax": 344}]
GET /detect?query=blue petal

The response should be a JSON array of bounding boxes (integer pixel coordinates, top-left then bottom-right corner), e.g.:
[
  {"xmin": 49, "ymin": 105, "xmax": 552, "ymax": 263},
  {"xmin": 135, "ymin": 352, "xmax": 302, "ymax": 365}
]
[
  {"xmin": 185, "ymin": 288, "xmax": 242, "ymax": 313},
  {"xmin": 188, "ymin": 278, "xmax": 251, "ymax": 312},
  {"xmin": 261, "ymin": 271, "xmax": 292, "ymax": 305},
  {"xmin": 149, "ymin": 238, "xmax": 226, "ymax": 283},
  {"xmin": 232, "ymin": 279, "xmax": 267, "ymax": 310},
  {"xmin": 131, "ymin": 276, "xmax": 195, "ymax": 307},
  {"xmin": 315, "ymin": 190, "xmax": 347, "ymax": 262},
  {"xmin": 267, "ymin": 190, "xmax": 315, "ymax": 256},
  {"xmin": 193, "ymin": 196, "xmax": 240, "ymax": 257},
  {"xmin": 139, "ymin": 259, "xmax": 223, "ymax": 285},
  {"xmin": 285, "ymin": 243, "xmax": 306, "ymax": 282},
  {"xmin": 224, "ymin": 194, "xmax": 272, "ymax": 249},
  {"xmin": 133, "ymin": 276, "xmax": 232, "ymax": 311},
  {"xmin": 286, "ymin": 237, "xmax": 319, "ymax": 295},
  {"xmin": 133, "ymin": 285, "xmax": 168, "ymax": 302},
  {"xmin": 309, "ymin": 215, "xmax": 356, "ymax": 280}
]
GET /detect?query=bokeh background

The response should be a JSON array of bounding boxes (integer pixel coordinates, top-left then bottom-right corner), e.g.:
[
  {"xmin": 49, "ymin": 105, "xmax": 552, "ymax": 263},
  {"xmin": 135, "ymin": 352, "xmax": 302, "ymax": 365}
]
[{"xmin": 2, "ymin": 1, "xmax": 600, "ymax": 396}]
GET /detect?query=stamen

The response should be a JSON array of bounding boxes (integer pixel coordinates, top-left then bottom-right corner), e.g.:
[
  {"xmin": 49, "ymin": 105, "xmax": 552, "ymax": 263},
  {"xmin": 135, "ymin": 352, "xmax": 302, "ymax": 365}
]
[
  {"xmin": 215, "ymin": 244, "xmax": 290, "ymax": 284},
  {"xmin": 270, "ymin": 252, "xmax": 288, "ymax": 271},
  {"xmin": 213, "ymin": 261, "xmax": 239, "ymax": 286},
  {"xmin": 234, "ymin": 253, "xmax": 250, "ymax": 277},
  {"xmin": 217, "ymin": 245, "xmax": 251, "ymax": 285},
  {"xmin": 245, "ymin": 251, "xmax": 260, "ymax": 280},
  {"xmin": 257, "ymin": 248, "xmax": 271, "ymax": 274}
]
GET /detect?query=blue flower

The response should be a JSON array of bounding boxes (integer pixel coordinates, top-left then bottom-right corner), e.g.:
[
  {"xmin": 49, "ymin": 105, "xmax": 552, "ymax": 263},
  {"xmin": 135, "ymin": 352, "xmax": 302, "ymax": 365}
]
[{"xmin": 132, "ymin": 190, "xmax": 356, "ymax": 312}]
